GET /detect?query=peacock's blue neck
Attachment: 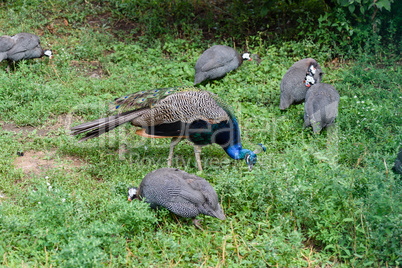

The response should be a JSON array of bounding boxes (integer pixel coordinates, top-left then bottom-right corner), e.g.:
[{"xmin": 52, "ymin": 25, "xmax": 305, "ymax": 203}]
[
  {"xmin": 221, "ymin": 118, "xmax": 252, "ymax": 160},
  {"xmin": 224, "ymin": 144, "xmax": 253, "ymax": 160}
]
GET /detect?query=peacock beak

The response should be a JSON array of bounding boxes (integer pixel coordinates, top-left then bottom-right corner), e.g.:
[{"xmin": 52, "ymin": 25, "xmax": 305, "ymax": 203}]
[{"xmin": 248, "ymin": 164, "xmax": 254, "ymax": 172}]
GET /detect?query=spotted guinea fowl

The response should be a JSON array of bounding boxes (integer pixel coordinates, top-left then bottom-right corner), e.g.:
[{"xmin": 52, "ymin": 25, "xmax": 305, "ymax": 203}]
[
  {"xmin": 194, "ymin": 45, "xmax": 253, "ymax": 85},
  {"xmin": 0, "ymin": 33, "xmax": 52, "ymax": 72},
  {"xmin": 279, "ymin": 58, "xmax": 323, "ymax": 110},
  {"xmin": 392, "ymin": 148, "xmax": 402, "ymax": 175},
  {"xmin": 70, "ymin": 86, "xmax": 265, "ymax": 171},
  {"xmin": 128, "ymin": 168, "xmax": 225, "ymax": 229},
  {"xmin": 304, "ymin": 83, "xmax": 340, "ymax": 133}
]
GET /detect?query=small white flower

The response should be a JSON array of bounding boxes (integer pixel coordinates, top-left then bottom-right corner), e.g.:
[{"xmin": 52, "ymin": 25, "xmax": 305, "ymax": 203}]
[
  {"xmin": 46, "ymin": 182, "xmax": 50, "ymax": 186},
  {"xmin": 362, "ymin": 101, "xmax": 364, "ymax": 103},
  {"xmin": 357, "ymin": 120, "xmax": 360, "ymax": 123},
  {"xmin": 371, "ymin": 108, "xmax": 374, "ymax": 111},
  {"xmin": 38, "ymin": 202, "xmax": 41, "ymax": 204},
  {"xmin": 354, "ymin": 96, "xmax": 357, "ymax": 98},
  {"xmin": 45, "ymin": 176, "xmax": 49, "ymax": 179},
  {"xmin": 357, "ymin": 101, "xmax": 360, "ymax": 104},
  {"xmin": 62, "ymin": 198, "xmax": 66, "ymax": 202}
]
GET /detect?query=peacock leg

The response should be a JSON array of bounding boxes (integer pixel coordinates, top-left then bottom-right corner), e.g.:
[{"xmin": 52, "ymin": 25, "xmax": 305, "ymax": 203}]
[
  {"xmin": 167, "ymin": 137, "xmax": 183, "ymax": 167},
  {"xmin": 193, "ymin": 145, "xmax": 203, "ymax": 171}
]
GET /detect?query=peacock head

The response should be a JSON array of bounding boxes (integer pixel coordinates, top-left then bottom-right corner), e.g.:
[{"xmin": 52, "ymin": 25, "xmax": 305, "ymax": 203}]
[
  {"xmin": 244, "ymin": 144, "xmax": 266, "ymax": 171},
  {"xmin": 127, "ymin": 187, "xmax": 138, "ymax": 201}
]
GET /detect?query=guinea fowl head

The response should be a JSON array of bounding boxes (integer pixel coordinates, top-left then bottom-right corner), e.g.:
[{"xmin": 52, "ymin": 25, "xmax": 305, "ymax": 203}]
[
  {"xmin": 127, "ymin": 187, "xmax": 138, "ymax": 201},
  {"xmin": 43, "ymin": 50, "xmax": 53, "ymax": 59},
  {"xmin": 304, "ymin": 64, "xmax": 317, "ymax": 88},
  {"xmin": 241, "ymin": 52, "xmax": 252, "ymax": 61}
]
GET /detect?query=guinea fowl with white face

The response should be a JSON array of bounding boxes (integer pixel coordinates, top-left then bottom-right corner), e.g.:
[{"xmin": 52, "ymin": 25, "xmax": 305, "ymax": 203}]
[
  {"xmin": 279, "ymin": 58, "xmax": 323, "ymax": 110},
  {"xmin": 128, "ymin": 168, "xmax": 226, "ymax": 229},
  {"xmin": 194, "ymin": 45, "xmax": 253, "ymax": 85},
  {"xmin": 0, "ymin": 33, "xmax": 52, "ymax": 72}
]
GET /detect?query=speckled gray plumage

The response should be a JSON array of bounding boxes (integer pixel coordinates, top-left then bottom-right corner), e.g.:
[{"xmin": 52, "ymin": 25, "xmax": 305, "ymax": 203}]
[
  {"xmin": 136, "ymin": 168, "xmax": 225, "ymax": 220},
  {"xmin": 304, "ymin": 83, "xmax": 340, "ymax": 133},
  {"xmin": 279, "ymin": 58, "xmax": 323, "ymax": 110},
  {"xmin": 392, "ymin": 148, "xmax": 402, "ymax": 175},
  {"xmin": 194, "ymin": 45, "xmax": 244, "ymax": 85},
  {"xmin": 0, "ymin": 33, "xmax": 47, "ymax": 63}
]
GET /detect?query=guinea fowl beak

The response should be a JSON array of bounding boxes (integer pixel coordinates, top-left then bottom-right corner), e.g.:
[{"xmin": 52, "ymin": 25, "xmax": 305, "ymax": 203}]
[{"xmin": 128, "ymin": 197, "xmax": 132, "ymax": 202}]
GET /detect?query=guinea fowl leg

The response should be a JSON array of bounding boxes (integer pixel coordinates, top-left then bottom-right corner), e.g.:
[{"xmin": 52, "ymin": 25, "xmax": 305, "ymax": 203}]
[
  {"xmin": 193, "ymin": 145, "xmax": 203, "ymax": 171},
  {"xmin": 192, "ymin": 218, "xmax": 203, "ymax": 230},
  {"xmin": 167, "ymin": 137, "xmax": 183, "ymax": 167}
]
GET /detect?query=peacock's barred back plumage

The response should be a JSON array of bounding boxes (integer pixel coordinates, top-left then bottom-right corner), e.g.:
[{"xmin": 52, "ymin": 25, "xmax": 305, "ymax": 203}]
[{"xmin": 110, "ymin": 86, "xmax": 236, "ymax": 126}]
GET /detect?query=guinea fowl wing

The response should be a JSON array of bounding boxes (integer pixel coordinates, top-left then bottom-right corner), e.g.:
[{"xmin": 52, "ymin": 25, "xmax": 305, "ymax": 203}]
[
  {"xmin": 0, "ymin": 36, "xmax": 15, "ymax": 53},
  {"xmin": 11, "ymin": 33, "xmax": 40, "ymax": 52},
  {"xmin": 200, "ymin": 59, "xmax": 226, "ymax": 72}
]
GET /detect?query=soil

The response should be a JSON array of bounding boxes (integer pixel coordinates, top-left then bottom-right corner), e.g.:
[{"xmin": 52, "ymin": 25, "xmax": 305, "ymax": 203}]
[
  {"xmin": 70, "ymin": 60, "xmax": 105, "ymax": 78},
  {"xmin": 13, "ymin": 150, "xmax": 84, "ymax": 176}
]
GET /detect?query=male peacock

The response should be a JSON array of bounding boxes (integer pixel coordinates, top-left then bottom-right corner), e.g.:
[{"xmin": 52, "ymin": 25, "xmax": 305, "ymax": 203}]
[
  {"xmin": 71, "ymin": 86, "xmax": 264, "ymax": 171},
  {"xmin": 0, "ymin": 33, "xmax": 53, "ymax": 72}
]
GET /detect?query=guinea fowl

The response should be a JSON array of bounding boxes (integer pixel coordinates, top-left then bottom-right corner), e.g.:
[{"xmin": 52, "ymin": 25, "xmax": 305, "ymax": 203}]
[
  {"xmin": 304, "ymin": 83, "xmax": 340, "ymax": 133},
  {"xmin": 70, "ymin": 86, "xmax": 265, "ymax": 171},
  {"xmin": 0, "ymin": 33, "xmax": 52, "ymax": 72},
  {"xmin": 194, "ymin": 45, "xmax": 252, "ymax": 85},
  {"xmin": 392, "ymin": 148, "xmax": 402, "ymax": 175},
  {"xmin": 279, "ymin": 58, "xmax": 323, "ymax": 110},
  {"xmin": 128, "ymin": 168, "xmax": 225, "ymax": 229}
]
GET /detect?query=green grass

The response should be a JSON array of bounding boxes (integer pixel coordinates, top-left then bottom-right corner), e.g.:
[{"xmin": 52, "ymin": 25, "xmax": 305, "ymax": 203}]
[{"xmin": 0, "ymin": 1, "xmax": 401, "ymax": 267}]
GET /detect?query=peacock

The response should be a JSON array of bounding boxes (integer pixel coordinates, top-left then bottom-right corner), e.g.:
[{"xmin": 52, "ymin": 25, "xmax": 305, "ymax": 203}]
[
  {"xmin": 70, "ymin": 86, "xmax": 265, "ymax": 171},
  {"xmin": 0, "ymin": 33, "xmax": 53, "ymax": 72}
]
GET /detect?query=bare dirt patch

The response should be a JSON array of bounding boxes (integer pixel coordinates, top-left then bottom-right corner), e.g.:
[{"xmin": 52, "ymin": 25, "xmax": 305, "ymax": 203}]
[
  {"xmin": 13, "ymin": 150, "xmax": 84, "ymax": 176},
  {"xmin": 87, "ymin": 12, "xmax": 143, "ymax": 41},
  {"xmin": 70, "ymin": 60, "xmax": 105, "ymax": 78}
]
